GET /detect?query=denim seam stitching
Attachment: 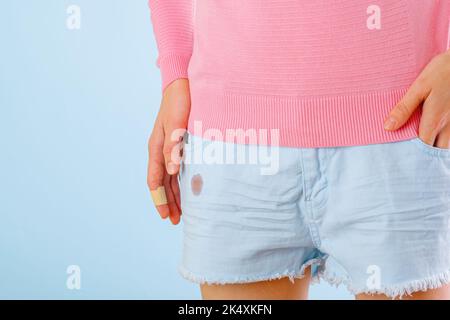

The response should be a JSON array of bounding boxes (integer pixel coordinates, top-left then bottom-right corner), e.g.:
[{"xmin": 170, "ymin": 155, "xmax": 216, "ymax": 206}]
[{"xmin": 410, "ymin": 138, "xmax": 450, "ymax": 158}]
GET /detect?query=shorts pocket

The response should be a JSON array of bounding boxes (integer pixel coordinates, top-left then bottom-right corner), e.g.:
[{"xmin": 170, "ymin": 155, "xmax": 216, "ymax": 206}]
[{"xmin": 410, "ymin": 137, "xmax": 450, "ymax": 159}]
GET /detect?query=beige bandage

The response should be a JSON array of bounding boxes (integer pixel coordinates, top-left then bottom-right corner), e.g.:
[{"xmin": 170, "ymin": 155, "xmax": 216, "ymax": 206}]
[{"xmin": 151, "ymin": 186, "xmax": 168, "ymax": 206}]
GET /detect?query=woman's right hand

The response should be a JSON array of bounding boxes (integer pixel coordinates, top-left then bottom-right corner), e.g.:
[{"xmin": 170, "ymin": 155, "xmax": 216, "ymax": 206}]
[{"xmin": 147, "ymin": 79, "xmax": 191, "ymax": 225}]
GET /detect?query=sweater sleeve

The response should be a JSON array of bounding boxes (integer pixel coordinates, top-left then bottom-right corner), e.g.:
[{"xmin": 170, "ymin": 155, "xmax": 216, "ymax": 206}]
[{"xmin": 148, "ymin": 0, "xmax": 193, "ymax": 91}]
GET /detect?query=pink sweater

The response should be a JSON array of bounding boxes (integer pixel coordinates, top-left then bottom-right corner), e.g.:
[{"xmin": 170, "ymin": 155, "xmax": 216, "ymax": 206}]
[{"xmin": 148, "ymin": 0, "xmax": 450, "ymax": 147}]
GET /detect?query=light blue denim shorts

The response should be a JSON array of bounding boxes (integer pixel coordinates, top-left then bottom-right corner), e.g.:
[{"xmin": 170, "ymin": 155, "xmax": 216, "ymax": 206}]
[{"xmin": 177, "ymin": 133, "xmax": 450, "ymax": 298}]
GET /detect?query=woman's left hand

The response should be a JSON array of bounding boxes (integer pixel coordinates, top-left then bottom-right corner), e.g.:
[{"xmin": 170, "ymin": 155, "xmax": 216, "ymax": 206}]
[{"xmin": 384, "ymin": 51, "xmax": 450, "ymax": 149}]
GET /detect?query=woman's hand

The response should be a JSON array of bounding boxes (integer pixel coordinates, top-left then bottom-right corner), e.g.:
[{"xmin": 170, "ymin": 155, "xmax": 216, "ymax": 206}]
[
  {"xmin": 385, "ymin": 51, "xmax": 450, "ymax": 149},
  {"xmin": 147, "ymin": 79, "xmax": 191, "ymax": 225}
]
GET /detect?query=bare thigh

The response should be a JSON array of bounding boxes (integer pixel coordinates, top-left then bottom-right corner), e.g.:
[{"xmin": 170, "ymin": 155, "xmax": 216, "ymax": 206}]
[
  {"xmin": 356, "ymin": 284, "xmax": 450, "ymax": 300},
  {"xmin": 200, "ymin": 268, "xmax": 311, "ymax": 300}
]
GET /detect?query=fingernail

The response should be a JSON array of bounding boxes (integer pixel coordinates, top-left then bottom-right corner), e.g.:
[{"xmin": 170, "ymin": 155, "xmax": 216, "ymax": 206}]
[
  {"xmin": 384, "ymin": 117, "xmax": 397, "ymax": 131},
  {"xmin": 167, "ymin": 162, "xmax": 177, "ymax": 175}
]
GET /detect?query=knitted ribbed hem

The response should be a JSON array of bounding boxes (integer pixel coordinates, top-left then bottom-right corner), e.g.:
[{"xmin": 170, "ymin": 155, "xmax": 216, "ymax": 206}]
[
  {"xmin": 447, "ymin": 18, "xmax": 450, "ymax": 50},
  {"xmin": 157, "ymin": 53, "xmax": 191, "ymax": 92},
  {"xmin": 188, "ymin": 87, "xmax": 421, "ymax": 148}
]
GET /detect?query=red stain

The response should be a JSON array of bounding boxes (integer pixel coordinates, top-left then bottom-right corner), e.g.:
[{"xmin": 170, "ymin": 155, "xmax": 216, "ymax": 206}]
[{"xmin": 191, "ymin": 174, "xmax": 203, "ymax": 196}]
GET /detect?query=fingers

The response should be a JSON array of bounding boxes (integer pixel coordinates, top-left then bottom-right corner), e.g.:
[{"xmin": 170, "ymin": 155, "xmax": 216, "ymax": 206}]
[
  {"xmin": 171, "ymin": 173, "xmax": 181, "ymax": 213},
  {"xmin": 163, "ymin": 126, "xmax": 185, "ymax": 175},
  {"xmin": 147, "ymin": 121, "xmax": 170, "ymax": 219},
  {"xmin": 384, "ymin": 77, "xmax": 430, "ymax": 131},
  {"xmin": 418, "ymin": 92, "xmax": 450, "ymax": 146},
  {"xmin": 435, "ymin": 123, "xmax": 450, "ymax": 149},
  {"xmin": 164, "ymin": 174, "xmax": 181, "ymax": 225}
]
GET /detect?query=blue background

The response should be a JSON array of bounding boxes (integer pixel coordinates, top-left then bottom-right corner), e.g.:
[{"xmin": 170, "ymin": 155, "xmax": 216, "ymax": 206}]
[{"xmin": 0, "ymin": 0, "xmax": 351, "ymax": 299}]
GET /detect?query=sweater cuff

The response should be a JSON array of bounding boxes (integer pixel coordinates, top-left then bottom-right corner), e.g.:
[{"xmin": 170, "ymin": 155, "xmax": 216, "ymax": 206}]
[{"xmin": 157, "ymin": 54, "xmax": 191, "ymax": 92}]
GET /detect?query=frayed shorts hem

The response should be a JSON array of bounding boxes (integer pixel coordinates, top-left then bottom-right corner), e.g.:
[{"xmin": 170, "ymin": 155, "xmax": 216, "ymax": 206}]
[
  {"xmin": 178, "ymin": 258, "xmax": 322, "ymax": 285},
  {"xmin": 317, "ymin": 268, "xmax": 450, "ymax": 299},
  {"xmin": 179, "ymin": 263, "xmax": 450, "ymax": 299}
]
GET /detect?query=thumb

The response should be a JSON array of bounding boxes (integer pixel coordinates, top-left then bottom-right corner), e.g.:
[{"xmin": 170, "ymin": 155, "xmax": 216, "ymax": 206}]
[
  {"xmin": 163, "ymin": 126, "xmax": 186, "ymax": 175},
  {"xmin": 384, "ymin": 79, "xmax": 428, "ymax": 131}
]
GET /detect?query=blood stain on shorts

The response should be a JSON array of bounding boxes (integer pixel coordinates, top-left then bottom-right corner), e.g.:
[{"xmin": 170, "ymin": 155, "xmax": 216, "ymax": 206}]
[{"xmin": 191, "ymin": 174, "xmax": 203, "ymax": 196}]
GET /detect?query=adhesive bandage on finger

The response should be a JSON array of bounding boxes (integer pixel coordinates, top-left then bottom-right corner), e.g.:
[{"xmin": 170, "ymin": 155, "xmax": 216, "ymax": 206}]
[{"xmin": 151, "ymin": 186, "xmax": 168, "ymax": 206}]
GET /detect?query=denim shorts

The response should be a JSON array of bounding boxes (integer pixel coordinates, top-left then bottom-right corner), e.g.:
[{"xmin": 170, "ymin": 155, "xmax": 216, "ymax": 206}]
[{"xmin": 177, "ymin": 133, "xmax": 450, "ymax": 298}]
